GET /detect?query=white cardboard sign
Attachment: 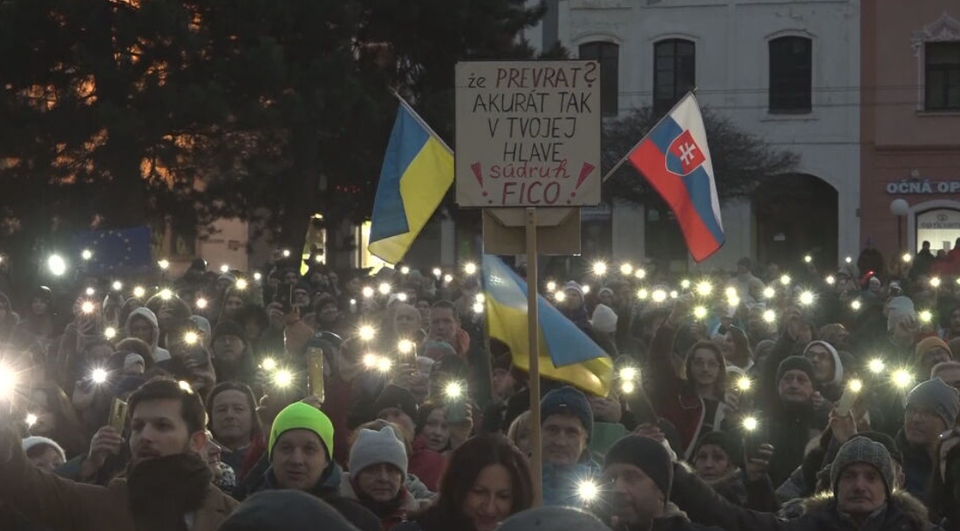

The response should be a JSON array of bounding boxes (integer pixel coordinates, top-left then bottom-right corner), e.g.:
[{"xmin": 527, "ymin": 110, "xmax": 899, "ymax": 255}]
[{"xmin": 455, "ymin": 61, "xmax": 601, "ymax": 208}]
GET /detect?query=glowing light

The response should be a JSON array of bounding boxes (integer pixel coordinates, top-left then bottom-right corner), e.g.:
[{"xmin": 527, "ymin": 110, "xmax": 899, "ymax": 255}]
[
  {"xmin": 358, "ymin": 325, "xmax": 377, "ymax": 342},
  {"xmin": 220, "ymin": 264, "xmax": 230, "ymax": 274},
  {"xmin": 577, "ymin": 480, "xmax": 600, "ymax": 503},
  {"xmin": 619, "ymin": 367, "xmax": 638, "ymax": 381},
  {"xmin": 314, "ymin": 255, "xmax": 323, "ymax": 264},
  {"xmin": 554, "ymin": 291, "xmax": 567, "ymax": 303},
  {"xmin": 397, "ymin": 339, "xmax": 415, "ymax": 355},
  {"xmin": 273, "ymin": 369, "xmax": 294, "ymax": 388},
  {"xmin": 91, "ymin": 368, "xmax": 108, "ymax": 384},
  {"xmin": 763, "ymin": 286, "xmax": 776, "ymax": 299},
  {"xmin": 619, "ymin": 263, "xmax": 633, "ymax": 276},
  {"xmin": 282, "ymin": 249, "xmax": 291, "ymax": 258},
  {"xmin": 725, "ymin": 287, "xmax": 738, "ymax": 298},
  {"xmin": 475, "ymin": 293, "xmax": 486, "ymax": 304},
  {"xmin": 930, "ymin": 277, "xmax": 942, "ymax": 289},
  {"xmin": 902, "ymin": 253, "xmax": 912, "ymax": 263},
  {"xmin": 868, "ymin": 358, "xmax": 885, "ymax": 374},
  {"xmin": 592, "ymin": 261, "xmax": 608, "ymax": 276},
  {"xmin": 445, "ymin": 381, "xmax": 464, "ymax": 399},
  {"xmin": 742, "ymin": 416, "xmax": 759, "ymax": 432},
  {"xmin": 179, "ymin": 381, "xmax": 193, "ymax": 393},
  {"xmin": 82, "ymin": 249, "xmax": 93, "ymax": 261},
  {"xmin": 693, "ymin": 306, "xmax": 708, "ymax": 320},
  {"xmin": 696, "ymin": 281, "xmax": 713, "ymax": 296},
  {"xmin": 158, "ymin": 259, "xmax": 170, "ymax": 270},
  {"xmin": 196, "ymin": 297, "xmax": 208, "ymax": 310},
  {"xmin": 546, "ymin": 281, "xmax": 557, "ymax": 292},
  {"xmin": 582, "ymin": 285, "xmax": 591, "ymax": 295},
  {"xmin": 112, "ymin": 281, "xmax": 123, "ymax": 291},
  {"xmin": 85, "ymin": 287, "xmax": 95, "ymax": 296},
  {"xmin": 400, "ymin": 266, "xmax": 410, "ymax": 275},
  {"xmin": 362, "ymin": 286, "xmax": 375, "ymax": 298},
  {"xmin": 81, "ymin": 301, "xmax": 95, "ymax": 314},
  {"xmin": 443, "ymin": 274, "xmax": 453, "ymax": 284},
  {"xmin": 235, "ymin": 279, "xmax": 248, "ymax": 290},
  {"xmin": 634, "ymin": 268, "xmax": 647, "ymax": 280},
  {"xmin": 727, "ymin": 294, "xmax": 741, "ymax": 307},
  {"xmin": 763, "ymin": 309, "xmax": 776, "ymax": 324},
  {"xmin": 254, "ymin": 272, "xmax": 262, "ymax": 281},
  {"xmin": 681, "ymin": 279, "xmax": 691, "ymax": 289},
  {"xmin": 376, "ymin": 357, "xmax": 393, "ymax": 373},
  {"xmin": 184, "ymin": 331, "xmax": 199, "ymax": 345},
  {"xmin": 159, "ymin": 289, "xmax": 173, "ymax": 301},
  {"xmin": 825, "ymin": 275, "xmax": 836, "ymax": 285},
  {"xmin": 804, "ymin": 255, "xmax": 812, "ymax": 263},
  {"xmin": 652, "ymin": 289, "xmax": 667, "ymax": 303},
  {"xmin": 261, "ymin": 358, "xmax": 278, "ymax": 372},
  {"xmin": 919, "ymin": 310, "xmax": 933, "ymax": 323},
  {"xmin": 891, "ymin": 369, "xmax": 914, "ymax": 389},
  {"xmin": 362, "ymin": 354, "xmax": 380, "ymax": 369},
  {"xmin": 463, "ymin": 262, "xmax": 478, "ymax": 276},
  {"xmin": 133, "ymin": 286, "xmax": 146, "ymax": 299},
  {"xmin": 851, "ymin": 300, "xmax": 862, "ymax": 311},
  {"xmin": 669, "ymin": 290, "xmax": 678, "ymax": 299},
  {"xmin": 848, "ymin": 379, "xmax": 863, "ymax": 393},
  {"xmin": 621, "ymin": 380, "xmax": 636, "ymax": 394},
  {"xmin": 104, "ymin": 327, "xmax": 117, "ymax": 340},
  {"xmin": 798, "ymin": 291, "xmax": 815, "ymax": 306},
  {"xmin": 472, "ymin": 301, "xmax": 484, "ymax": 314},
  {"xmin": 48, "ymin": 255, "xmax": 67, "ymax": 276},
  {"xmin": 0, "ymin": 363, "xmax": 18, "ymax": 401},
  {"xmin": 432, "ymin": 268, "xmax": 442, "ymax": 278},
  {"xmin": 845, "ymin": 256, "xmax": 853, "ymax": 264},
  {"xmin": 737, "ymin": 377, "xmax": 752, "ymax": 392},
  {"xmin": 780, "ymin": 275, "xmax": 791, "ymax": 286},
  {"xmin": 637, "ymin": 288, "xmax": 649, "ymax": 300},
  {"xmin": 25, "ymin": 413, "xmax": 37, "ymax": 427},
  {"xmin": 398, "ymin": 293, "xmax": 408, "ymax": 302}
]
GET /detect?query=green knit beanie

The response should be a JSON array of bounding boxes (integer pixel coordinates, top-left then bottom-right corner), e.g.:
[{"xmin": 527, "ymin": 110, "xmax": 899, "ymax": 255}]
[{"xmin": 268, "ymin": 402, "xmax": 335, "ymax": 460}]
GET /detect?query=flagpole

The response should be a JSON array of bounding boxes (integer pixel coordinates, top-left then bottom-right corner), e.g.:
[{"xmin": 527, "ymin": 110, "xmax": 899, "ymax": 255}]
[
  {"xmin": 600, "ymin": 91, "xmax": 698, "ymax": 183},
  {"xmin": 389, "ymin": 88, "xmax": 454, "ymax": 155},
  {"xmin": 525, "ymin": 207, "xmax": 543, "ymax": 507}
]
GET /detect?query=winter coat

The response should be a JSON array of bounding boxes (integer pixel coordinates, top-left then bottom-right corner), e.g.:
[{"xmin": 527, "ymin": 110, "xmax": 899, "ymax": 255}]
[
  {"xmin": 542, "ymin": 459, "xmax": 602, "ymax": 508},
  {"xmin": 0, "ymin": 505, "xmax": 51, "ymax": 531},
  {"xmin": 896, "ymin": 430, "xmax": 934, "ymax": 504},
  {"xmin": 704, "ymin": 469, "xmax": 779, "ymax": 512},
  {"xmin": 340, "ymin": 472, "xmax": 423, "ymax": 530},
  {"xmin": 408, "ymin": 437, "xmax": 447, "ymax": 492},
  {"xmin": 765, "ymin": 402, "xmax": 824, "ymax": 488},
  {"xmin": 650, "ymin": 503, "xmax": 727, "ymax": 531},
  {"xmin": 670, "ymin": 462, "xmax": 943, "ymax": 531},
  {"xmin": 0, "ymin": 441, "xmax": 236, "ymax": 531},
  {"xmin": 124, "ymin": 307, "xmax": 171, "ymax": 362}
]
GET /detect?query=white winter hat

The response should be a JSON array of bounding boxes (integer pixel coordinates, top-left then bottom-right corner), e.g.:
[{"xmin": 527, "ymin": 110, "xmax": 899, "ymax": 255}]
[
  {"xmin": 590, "ymin": 304, "xmax": 619, "ymax": 334},
  {"xmin": 349, "ymin": 427, "xmax": 408, "ymax": 476},
  {"xmin": 22, "ymin": 436, "xmax": 66, "ymax": 462}
]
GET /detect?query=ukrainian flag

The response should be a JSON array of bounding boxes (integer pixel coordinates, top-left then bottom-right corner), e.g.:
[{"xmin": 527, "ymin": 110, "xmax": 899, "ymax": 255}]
[
  {"xmin": 369, "ymin": 103, "xmax": 454, "ymax": 264},
  {"xmin": 483, "ymin": 255, "xmax": 614, "ymax": 396}
]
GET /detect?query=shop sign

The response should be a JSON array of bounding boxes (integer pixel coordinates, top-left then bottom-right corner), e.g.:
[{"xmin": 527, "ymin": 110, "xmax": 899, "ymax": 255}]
[{"xmin": 885, "ymin": 179, "xmax": 960, "ymax": 195}]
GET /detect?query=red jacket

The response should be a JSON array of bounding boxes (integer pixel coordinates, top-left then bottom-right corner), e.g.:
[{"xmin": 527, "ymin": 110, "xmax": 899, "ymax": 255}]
[
  {"xmin": 408, "ymin": 435, "xmax": 447, "ymax": 492},
  {"xmin": 646, "ymin": 323, "xmax": 707, "ymax": 459}
]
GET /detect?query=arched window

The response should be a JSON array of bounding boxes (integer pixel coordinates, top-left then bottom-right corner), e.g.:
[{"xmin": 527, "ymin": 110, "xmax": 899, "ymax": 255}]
[
  {"xmin": 579, "ymin": 41, "xmax": 619, "ymax": 116},
  {"xmin": 769, "ymin": 36, "xmax": 812, "ymax": 113},
  {"xmin": 654, "ymin": 39, "xmax": 696, "ymax": 115}
]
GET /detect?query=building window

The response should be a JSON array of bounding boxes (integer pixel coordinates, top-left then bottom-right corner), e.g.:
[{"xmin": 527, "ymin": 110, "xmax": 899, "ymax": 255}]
[
  {"xmin": 925, "ymin": 42, "xmax": 960, "ymax": 111},
  {"xmin": 579, "ymin": 42, "xmax": 619, "ymax": 117},
  {"xmin": 769, "ymin": 36, "xmax": 812, "ymax": 113},
  {"xmin": 654, "ymin": 39, "xmax": 695, "ymax": 115}
]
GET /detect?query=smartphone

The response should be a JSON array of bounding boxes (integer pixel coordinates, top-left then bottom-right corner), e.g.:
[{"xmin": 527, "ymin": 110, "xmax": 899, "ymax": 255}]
[
  {"xmin": 185, "ymin": 345, "xmax": 210, "ymax": 367},
  {"xmin": 109, "ymin": 398, "xmax": 129, "ymax": 433},
  {"xmin": 306, "ymin": 347, "xmax": 325, "ymax": 403},
  {"xmin": 446, "ymin": 399, "xmax": 468, "ymax": 424}
]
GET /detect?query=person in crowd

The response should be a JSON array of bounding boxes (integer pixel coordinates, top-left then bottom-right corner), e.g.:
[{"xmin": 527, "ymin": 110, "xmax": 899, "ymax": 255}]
[
  {"xmin": 734, "ymin": 258, "xmax": 766, "ymax": 305},
  {"xmin": 247, "ymin": 401, "xmax": 380, "ymax": 531},
  {"xmin": 602, "ymin": 434, "xmax": 726, "ymax": 531},
  {"xmin": 393, "ymin": 434, "xmax": 534, "ymax": 531},
  {"xmin": 944, "ymin": 306, "xmax": 960, "ymax": 342},
  {"xmin": 208, "ymin": 382, "xmax": 262, "ymax": 475},
  {"xmin": 764, "ymin": 356, "xmax": 823, "ymax": 488},
  {"xmin": 0, "ymin": 437, "xmax": 66, "ymax": 531},
  {"xmin": 211, "ymin": 321, "xmax": 256, "ymax": 385},
  {"xmin": 911, "ymin": 241, "xmax": 936, "ymax": 281},
  {"xmin": 20, "ymin": 286, "xmax": 56, "ymax": 342},
  {"xmin": 498, "ymin": 506, "xmax": 612, "ymax": 531},
  {"xmin": 934, "ymin": 361, "xmax": 960, "ymax": 391},
  {"xmin": 557, "ymin": 282, "xmax": 593, "ymax": 336},
  {"xmin": 507, "ymin": 410, "xmax": 532, "ymax": 457},
  {"xmin": 539, "ymin": 386, "xmax": 600, "ymax": 506},
  {"xmin": 373, "ymin": 385, "xmax": 444, "ymax": 492},
  {"xmin": 200, "ymin": 430, "xmax": 236, "ymax": 495},
  {"xmin": 124, "ymin": 307, "xmax": 171, "ymax": 363},
  {"xmin": 587, "ymin": 389, "xmax": 628, "ymax": 459},
  {"xmin": 801, "ymin": 340, "xmax": 845, "ymax": 402},
  {"xmin": 690, "ymin": 431, "xmax": 777, "ymax": 511},
  {"xmin": 0, "ymin": 378, "xmax": 238, "ymax": 531},
  {"xmin": 427, "ymin": 301, "xmax": 469, "ymax": 358},
  {"xmin": 341, "ymin": 427, "xmax": 422, "ymax": 529},
  {"xmin": 590, "ymin": 303, "xmax": 619, "ymax": 356},
  {"xmin": 219, "ymin": 490, "xmax": 362, "ymax": 531},
  {"xmin": 917, "ymin": 337, "xmax": 954, "ymax": 382},
  {"xmin": 236, "ymin": 305, "xmax": 270, "ymax": 356},
  {"xmin": 898, "ymin": 377, "xmax": 960, "ymax": 502}
]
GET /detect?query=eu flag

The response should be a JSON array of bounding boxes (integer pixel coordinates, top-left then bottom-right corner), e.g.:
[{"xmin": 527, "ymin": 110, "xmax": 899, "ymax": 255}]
[{"xmin": 72, "ymin": 226, "xmax": 153, "ymax": 275}]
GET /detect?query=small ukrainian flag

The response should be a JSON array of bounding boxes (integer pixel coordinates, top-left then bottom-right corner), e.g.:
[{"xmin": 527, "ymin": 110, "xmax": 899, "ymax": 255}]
[{"xmin": 368, "ymin": 102, "xmax": 454, "ymax": 264}]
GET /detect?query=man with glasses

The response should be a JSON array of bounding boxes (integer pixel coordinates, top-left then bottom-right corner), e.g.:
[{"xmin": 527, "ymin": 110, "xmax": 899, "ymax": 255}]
[{"xmin": 898, "ymin": 377, "xmax": 960, "ymax": 502}]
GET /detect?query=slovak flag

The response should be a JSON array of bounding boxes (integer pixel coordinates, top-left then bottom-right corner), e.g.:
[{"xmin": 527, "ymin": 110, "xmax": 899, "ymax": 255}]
[{"xmin": 627, "ymin": 93, "xmax": 724, "ymax": 262}]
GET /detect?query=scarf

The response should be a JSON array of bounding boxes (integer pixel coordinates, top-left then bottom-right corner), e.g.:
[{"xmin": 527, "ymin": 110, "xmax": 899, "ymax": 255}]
[
  {"xmin": 350, "ymin": 475, "xmax": 407, "ymax": 521},
  {"xmin": 127, "ymin": 453, "xmax": 212, "ymax": 531}
]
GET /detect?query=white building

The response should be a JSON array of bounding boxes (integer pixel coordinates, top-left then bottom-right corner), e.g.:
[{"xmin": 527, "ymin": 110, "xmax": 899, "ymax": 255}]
[{"xmin": 526, "ymin": 0, "xmax": 860, "ymax": 272}]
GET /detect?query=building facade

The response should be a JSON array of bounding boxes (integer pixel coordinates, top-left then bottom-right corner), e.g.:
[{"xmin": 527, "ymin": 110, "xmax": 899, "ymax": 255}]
[
  {"xmin": 526, "ymin": 0, "xmax": 861, "ymax": 271},
  {"xmin": 861, "ymin": 5, "xmax": 960, "ymax": 261}
]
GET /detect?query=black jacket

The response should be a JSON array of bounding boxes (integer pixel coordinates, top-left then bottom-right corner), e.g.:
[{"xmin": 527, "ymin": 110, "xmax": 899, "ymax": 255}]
[{"xmin": 670, "ymin": 462, "xmax": 942, "ymax": 531}]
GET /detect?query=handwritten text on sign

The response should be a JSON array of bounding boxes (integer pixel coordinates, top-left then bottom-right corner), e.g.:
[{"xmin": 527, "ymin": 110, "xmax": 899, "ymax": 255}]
[{"xmin": 455, "ymin": 61, "xmax": 601, "ymax": 207}]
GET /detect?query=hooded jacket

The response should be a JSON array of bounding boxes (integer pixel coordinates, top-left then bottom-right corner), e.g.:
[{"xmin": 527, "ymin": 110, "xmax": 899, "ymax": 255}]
[
  {"xmin": 669, "ymin": 463, "xmax": 942, "ymax": 531},
  {"xmin": 802, "ymin": 341, "xmax": 844, "ymax": 402},
  {"xmin": 124, "ymin": 307, "xmax": 171, "ymax": 362}
]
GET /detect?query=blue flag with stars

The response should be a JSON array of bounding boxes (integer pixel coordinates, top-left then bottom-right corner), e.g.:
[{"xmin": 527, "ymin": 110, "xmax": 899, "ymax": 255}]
[{"xmin": 72, "ymin": 226, "xmax": 153, "ymax": 274}]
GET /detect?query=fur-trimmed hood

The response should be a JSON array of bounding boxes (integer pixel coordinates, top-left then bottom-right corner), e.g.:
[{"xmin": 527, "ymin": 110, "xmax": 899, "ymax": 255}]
[{"xmin": 797, "ymin": 489, "xmax": 931, "ymax": 530}]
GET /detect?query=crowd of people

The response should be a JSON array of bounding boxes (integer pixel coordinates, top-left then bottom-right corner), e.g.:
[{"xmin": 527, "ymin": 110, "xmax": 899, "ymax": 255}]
[{"xmin": 1, "ymin": 238, "xmax": 960, "ymax": 531}]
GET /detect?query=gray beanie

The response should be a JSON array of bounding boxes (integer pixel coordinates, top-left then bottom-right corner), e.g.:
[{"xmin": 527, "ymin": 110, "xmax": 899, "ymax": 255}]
[
  {"xmin": 498, "ymin": 507, "xmax": 611, "ymax": 531},
  {"xmin": 349, "ymin": 427, "xmax": 408, "ymax": 476},
  {"xmin": 907, "ymin": 377, "xmax": 960, "ymax": 428},
  {"xmin": 830, "ymin": 436, "xmax": 896, "ymax": 496},
  {"xmin": 22, "ymin": 436, "xmax": 66, "ymax": 463}
]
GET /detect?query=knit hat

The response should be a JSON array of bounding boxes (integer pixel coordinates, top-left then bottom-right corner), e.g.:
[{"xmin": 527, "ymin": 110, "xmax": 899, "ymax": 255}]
[
  {"xmin": 916, "ymin": 337, "xmax": 952, "ymax": 361},
  {"xmin": 349, "ymin": 427, "xmax": 408, "ymax": 476},
  {"xmin": 22, "ymin": 436, "xmax": 66, "ymax": 463},
  {"xmin": 887, "ymin": 296, "xmax": 917, "ymax": 332},
  {"xmin": 213, "ymin": 320, "xmax": 248, "ymax": 346},
  {"xmin": 541, "ymin": 386, "xmax": 594, "ymax": 441},
  {"xmin": 372, "ymin": 385, "xmax": 418, "ymax": 422},
  {"xmin": 431, "ymin": 352, "xmax": 469, "ymax": 380},
  {"xmin": 597, "ymin": 287, "xmax": 615, "ymax": 299},
  {"xmin": 424, "ymin": 341, "xmax": 458, "ymax": 361},
  {"xmin": 123, "ymin": 353, "xmax": 145, "ymax": 371},
  {"xmin": 498, "ymin": 507, "xmax": 610, "ymax": 531},
  {"xmin": 590, "ymin": 304, "xmax": 619, "ymax": 334},
  {"xmin": 269, "ymin": 402, "xmax": 335, "ymax": 460},
  {"xmin": 830, "ymin": 436, "xmax": 896, "ymax": 497},
  {"xmin": 218, "ymin": 490, "xmax": 360, "ymax": 531},
  {"xmin": 692, "ymin": 430, "xmax": 744, "ymax": 470},
  {"xmin": 563, "ymin": 281, "xmax": 584, "ymax": 301},
  {"xmin": 777, "ymin": 356, "xmax": 816, "ymax": 385},
  {"xmin": 605, "ymin": 434, "xmax": 674, "ymax": 497},
  {"xmin": 906, "ymin": 378, "xmax": 960, "ymax": 428}
]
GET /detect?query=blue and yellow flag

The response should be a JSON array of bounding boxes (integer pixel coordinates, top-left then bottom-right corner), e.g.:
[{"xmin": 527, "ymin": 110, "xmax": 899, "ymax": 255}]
[
  {"xmin": 483, "ymin": 255, "xmax": 614, "ymax": 396},
  {"xmin": 369, "ymin": 103, "xmax": 454, "ymax": 264}
]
